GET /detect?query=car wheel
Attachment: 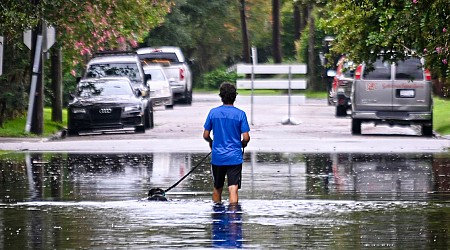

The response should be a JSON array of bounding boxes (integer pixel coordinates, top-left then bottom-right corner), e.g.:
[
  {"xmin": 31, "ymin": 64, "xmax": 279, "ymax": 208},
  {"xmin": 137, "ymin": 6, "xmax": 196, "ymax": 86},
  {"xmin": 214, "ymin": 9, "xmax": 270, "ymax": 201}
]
[
  {"xmin": 144, "ymin": 109, "xmax": 150, "ymax": 129},
  {"xmin": 351, "ymin": 118, "xmax": 362, "ymax": 135},
  {"xmin": 136, "ymin": 125, "xmax": 146, "ymax": 133},
  {"xmin": 327, "ymin": 90, "xmax": 334, "ymax": 106},
  {"xmin": 165, "ymin": 104, "xmax": 174, "ymax": 110},
  {"xmin": 67, "ymin": 128, "xmax": 78, "ymax": 136},
  {"xmin": 147, "ymin": 103, "xmax": 154, "ymax": 129},
  {"xmin": 148, "ymin": 109, "xmax": 154, "ymax": 129},
  {"xmin": 335, "ymin": 105, "xmax": 347, "ymax": 117},
  {"xmin": 184, "ymin": 88, "xmax": 192, "ymax": 105},
  {"xmin": 422, "ymin": 123, "xmax": 433, "ymax": 137}
]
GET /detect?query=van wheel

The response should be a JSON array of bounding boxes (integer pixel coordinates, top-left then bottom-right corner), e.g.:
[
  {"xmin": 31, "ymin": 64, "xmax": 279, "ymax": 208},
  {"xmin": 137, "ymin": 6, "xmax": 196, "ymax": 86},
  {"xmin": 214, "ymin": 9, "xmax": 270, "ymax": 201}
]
[
  {"xmin": 422, "ymin": 124, "xmax": 433, "ymax": 137},
  {"xmin": 336, "ymin": 106, "xmax": 347, "ymax": 117},
  {"xmin": 351, "ymin": 119, "xmax": 362, "ymax": 135}
]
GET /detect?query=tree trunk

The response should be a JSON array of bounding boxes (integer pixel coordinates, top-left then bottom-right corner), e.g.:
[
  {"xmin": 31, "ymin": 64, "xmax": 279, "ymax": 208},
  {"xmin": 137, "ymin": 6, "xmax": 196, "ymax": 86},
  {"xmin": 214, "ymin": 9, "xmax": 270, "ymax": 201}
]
[
  {"xmin": 307, "ymin": 3, "xmax": 317, "ymax": 90},
  {"xmin": 51, "ymin": 46, "xmax": 63, "ymax": 123},
  {"xmin": 272, "ymin": 0, "xmax": 282, "ymax": 63},
  {"xmin": 239, "ymin": 0, "xmax": 251, "ymax": 63},
  {"xmin": 300, "ymin": 2, "xmax": 308, "ymax": 34},
  {"xmin": 294, "ymin": 2, "xmax": 301, "ymax": 40}
]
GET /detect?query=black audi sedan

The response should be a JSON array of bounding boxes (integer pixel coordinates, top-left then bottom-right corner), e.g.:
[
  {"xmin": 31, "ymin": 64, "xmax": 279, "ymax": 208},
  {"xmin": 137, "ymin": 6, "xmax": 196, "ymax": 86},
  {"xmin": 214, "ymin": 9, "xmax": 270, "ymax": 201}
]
[{"xmin": 67, "ymin": 77, "xmax": 153, "ymax": 135}]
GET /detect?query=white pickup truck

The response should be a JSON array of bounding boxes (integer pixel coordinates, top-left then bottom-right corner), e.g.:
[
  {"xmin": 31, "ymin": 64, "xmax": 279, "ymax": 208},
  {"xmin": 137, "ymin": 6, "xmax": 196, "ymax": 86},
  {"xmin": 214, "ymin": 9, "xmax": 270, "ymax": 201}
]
[{"xmin": 136, "ymin": 47, "xmax": 193, "ymax": 104}]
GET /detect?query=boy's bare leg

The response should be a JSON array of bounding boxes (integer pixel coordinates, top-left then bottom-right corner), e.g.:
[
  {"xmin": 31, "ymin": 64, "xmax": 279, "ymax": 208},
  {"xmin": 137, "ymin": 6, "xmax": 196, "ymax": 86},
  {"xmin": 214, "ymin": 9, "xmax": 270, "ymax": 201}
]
[
  {"xmin": 213, "ymin": 187, "xmax": 223, "ymax": 204},
  {"xmin": 228, "ymin": 184, "xmax": 239, "ymax": 205}
]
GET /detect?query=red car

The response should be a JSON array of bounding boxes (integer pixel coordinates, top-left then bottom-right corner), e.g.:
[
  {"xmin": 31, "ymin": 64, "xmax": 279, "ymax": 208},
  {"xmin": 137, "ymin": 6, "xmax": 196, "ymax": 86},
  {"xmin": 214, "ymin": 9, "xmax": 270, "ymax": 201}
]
[{"xmin": 327, "ymin": 56, "xmax": 355, "ymax": 117}]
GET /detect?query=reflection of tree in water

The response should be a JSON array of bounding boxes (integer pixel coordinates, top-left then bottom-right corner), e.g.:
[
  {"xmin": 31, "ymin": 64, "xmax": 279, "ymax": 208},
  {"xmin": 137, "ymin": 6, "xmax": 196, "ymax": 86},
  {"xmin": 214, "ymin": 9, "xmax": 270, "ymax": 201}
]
[
  {"xmin": 86, "ymin": 63, "xmax": 139, "ymax": 80},
  {"xmin": 304, "ymin": 154, "xmax": 333, "ymax": 194},
  {"xmin": 67, "ymin": 153, "xmax": 153, "ymax": 174}
]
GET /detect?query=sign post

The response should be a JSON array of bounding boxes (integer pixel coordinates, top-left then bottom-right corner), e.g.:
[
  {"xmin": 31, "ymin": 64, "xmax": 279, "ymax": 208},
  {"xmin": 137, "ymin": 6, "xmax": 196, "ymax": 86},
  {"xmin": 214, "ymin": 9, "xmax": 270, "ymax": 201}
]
[
  {"xmin": 0, "ymin": 36, "xmax": 3, "ymax": 76},
  {"xmin": 24, "ymin": 22, "xmax": 55, "ymax": 133}
]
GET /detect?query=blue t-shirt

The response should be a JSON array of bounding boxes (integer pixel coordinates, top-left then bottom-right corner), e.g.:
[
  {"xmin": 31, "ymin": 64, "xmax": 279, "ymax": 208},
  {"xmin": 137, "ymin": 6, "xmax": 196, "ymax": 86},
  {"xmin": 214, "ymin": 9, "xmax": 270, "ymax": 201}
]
[{"xmin": 203, "ymin": 105, "xmax": 250, "ymax": 166}]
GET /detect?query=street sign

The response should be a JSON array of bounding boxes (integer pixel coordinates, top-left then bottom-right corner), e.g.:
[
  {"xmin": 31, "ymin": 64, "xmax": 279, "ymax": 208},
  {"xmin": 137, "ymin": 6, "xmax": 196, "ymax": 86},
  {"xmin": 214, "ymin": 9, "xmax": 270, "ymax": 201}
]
[
  {"xmin": 23, "ymin": 30, "xmax": 32, "ymax": 50},
  {"xmin": 42, "ymin": 24, "xmax": 55, "ymax": 52},
  {"xmin": 23, "ymin": 22, "xmax": 55, "ymax": 52}
]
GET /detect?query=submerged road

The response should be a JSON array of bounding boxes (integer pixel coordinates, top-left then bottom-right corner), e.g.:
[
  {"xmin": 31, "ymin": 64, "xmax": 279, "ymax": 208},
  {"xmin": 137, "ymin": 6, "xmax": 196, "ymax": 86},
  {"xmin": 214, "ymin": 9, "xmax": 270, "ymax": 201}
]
[{"xmin": 0, "ymin": 93, "xmax": 449, "ymax": 153}]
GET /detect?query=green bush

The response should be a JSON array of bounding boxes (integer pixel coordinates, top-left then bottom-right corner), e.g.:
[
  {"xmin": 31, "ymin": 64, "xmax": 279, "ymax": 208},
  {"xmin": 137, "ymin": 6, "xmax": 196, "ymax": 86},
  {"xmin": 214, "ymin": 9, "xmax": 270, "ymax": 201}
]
[{"xmin": 203, "ymin": 67, "xmax": 238, "ymax": 90}]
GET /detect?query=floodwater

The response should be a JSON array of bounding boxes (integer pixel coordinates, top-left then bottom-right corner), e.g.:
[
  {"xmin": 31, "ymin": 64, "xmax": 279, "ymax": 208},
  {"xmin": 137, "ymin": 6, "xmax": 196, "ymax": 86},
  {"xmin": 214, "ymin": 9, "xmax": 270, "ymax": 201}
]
[{"xmin": 1, "ymin": 152, "xmax": 450, "ymax": 249}]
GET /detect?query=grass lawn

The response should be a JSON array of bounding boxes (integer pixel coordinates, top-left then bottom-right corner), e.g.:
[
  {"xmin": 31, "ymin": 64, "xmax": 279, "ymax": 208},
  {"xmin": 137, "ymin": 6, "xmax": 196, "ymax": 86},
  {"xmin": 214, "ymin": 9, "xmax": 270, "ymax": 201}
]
[
  {"xmin": 433, "ymin": 97, "xmax": 450, "ymax": 135},
  {"xmin": 0, "ymin": 108, "xmax": 67, "ymax": 137},
  {"xmin": 0, "ymin": 95, "xmax": 449, "ymax": 137}
]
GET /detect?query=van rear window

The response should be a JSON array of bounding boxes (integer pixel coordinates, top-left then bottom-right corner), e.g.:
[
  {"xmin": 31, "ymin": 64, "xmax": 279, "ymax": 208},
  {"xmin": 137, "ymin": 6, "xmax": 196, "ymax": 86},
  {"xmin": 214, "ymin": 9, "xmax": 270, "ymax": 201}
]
[
  {"xmin": 395, "ymin": 58, "xmax": 423, "ymax": 81},
  {"xmin": 364, "ymin": 60, "xmax": 391, "ymax": 80}
]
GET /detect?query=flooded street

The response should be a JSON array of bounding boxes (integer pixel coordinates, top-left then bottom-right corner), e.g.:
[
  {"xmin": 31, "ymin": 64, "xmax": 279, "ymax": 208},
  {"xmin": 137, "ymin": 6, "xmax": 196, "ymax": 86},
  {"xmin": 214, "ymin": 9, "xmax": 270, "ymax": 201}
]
[{"xmin": 2, "ymin": 151, "xmax": 450, "ymax": 249}]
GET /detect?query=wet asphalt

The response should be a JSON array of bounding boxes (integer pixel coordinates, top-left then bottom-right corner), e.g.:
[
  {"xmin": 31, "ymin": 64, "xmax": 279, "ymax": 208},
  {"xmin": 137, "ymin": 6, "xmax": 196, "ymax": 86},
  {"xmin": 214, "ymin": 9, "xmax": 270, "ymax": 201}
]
[{"xmin": 0, "ymin": 93, "xmax": 449, "ymax": 153}]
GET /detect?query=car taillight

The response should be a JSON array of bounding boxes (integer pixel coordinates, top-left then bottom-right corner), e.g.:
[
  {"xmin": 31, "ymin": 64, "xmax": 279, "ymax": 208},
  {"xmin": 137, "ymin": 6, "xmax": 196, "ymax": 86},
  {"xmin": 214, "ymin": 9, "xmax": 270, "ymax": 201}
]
[
  {"xmin": 425, "ymin": 69, "xmax": 431, "ymax": 81},
  {"xmin": 354, "ymin": 65, "xmax": 363, "ymax": 80},
  {"xmin": 180, "ymin": 68, "xmax": 185, "ymax": 81}
]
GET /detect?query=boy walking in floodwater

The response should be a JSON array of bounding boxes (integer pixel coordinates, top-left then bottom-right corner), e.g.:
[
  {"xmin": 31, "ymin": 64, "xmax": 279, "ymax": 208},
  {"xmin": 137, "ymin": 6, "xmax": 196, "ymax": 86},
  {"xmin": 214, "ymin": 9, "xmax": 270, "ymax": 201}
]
[{"xmin": 203, "ymin": 82, "xmax": 250, "ymax": 205}]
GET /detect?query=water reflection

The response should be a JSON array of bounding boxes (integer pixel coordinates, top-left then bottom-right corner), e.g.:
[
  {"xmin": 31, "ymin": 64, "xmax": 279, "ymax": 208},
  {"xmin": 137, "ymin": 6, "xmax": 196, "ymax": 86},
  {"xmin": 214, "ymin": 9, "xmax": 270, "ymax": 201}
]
[
  {"xmin": 1, "ymin": 152, "xmax": 450, "ymax": 249},
  {"xmin": 211, "ymin": 203, "xmax": 243, "ymax": 248}
]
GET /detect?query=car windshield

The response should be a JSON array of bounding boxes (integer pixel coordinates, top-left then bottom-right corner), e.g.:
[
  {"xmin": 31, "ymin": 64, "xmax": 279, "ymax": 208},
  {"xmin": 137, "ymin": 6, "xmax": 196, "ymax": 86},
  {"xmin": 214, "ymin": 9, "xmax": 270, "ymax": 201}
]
[
  {"xmin": 77, "ymin": 81, "xmax": 133, "ymax": 97},
  {"xmin": 138, "ymin": 52, "xmax": 180, "ymax": 64},
  {"xmin": 86, "ymin": 63, "xmax": 141, "ymax": 81},
  {"xmin": 144, "ymin": 69, "xmax": 166, "ymax": 81},
  {"xmin": 395, "ymin": 58, "xmax": 424, "ymax": 81}
]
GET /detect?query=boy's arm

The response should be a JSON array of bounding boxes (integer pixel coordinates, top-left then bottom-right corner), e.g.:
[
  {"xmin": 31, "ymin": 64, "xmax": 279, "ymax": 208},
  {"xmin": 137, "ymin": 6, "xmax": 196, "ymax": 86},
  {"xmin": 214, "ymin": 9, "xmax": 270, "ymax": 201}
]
[
  {"xmin": 241, "ymin": 132, "xmax": 250, "ymax": 148},
  {"xmin": 203, "ymin": 130, "xmax": 213, "ymax": 149}
]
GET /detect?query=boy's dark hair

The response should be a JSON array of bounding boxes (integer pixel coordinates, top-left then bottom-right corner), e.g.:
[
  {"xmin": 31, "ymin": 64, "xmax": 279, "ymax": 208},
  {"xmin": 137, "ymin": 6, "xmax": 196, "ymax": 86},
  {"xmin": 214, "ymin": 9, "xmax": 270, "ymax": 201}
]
[{"xmin": 219, "ymin": 82, "xmax": 237, "ymax": 104}]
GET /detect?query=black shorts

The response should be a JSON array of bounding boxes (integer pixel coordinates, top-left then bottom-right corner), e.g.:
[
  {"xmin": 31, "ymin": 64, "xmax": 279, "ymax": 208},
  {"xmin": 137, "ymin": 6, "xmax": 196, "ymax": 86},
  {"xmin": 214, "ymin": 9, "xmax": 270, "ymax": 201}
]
[{"xmin": 211, "ymin": 164, "xmax": 242, "ymax": 189}]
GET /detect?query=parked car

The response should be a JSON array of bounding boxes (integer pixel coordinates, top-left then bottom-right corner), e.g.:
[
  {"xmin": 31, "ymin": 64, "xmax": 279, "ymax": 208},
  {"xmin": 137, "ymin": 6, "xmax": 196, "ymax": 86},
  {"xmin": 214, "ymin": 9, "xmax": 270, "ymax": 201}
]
[
  {"xmin": 84, "ymin": 51, "xmax": 149, "ymax": 98},
  {"xmin": 67, "ymin": 77, "xmax": 154, "ymax": 135},
  {"xmin": 143, "ymin": 64, "xmax": 174, "ymax": 109},
  {"xmin": 327, "ymin": 55, "xmax": 355, "ymax": 117},
  {"xmin": 351, "ymin": 56, "xmax": 433, "ymax": 136},
  {"xmin": 136, "ymin": 46, "xmax": 193, "ymax": 104}
]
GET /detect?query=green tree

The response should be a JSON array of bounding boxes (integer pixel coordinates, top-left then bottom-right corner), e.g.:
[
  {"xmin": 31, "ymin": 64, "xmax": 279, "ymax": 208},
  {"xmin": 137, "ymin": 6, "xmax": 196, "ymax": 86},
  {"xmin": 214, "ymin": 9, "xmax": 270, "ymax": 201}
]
[
  {"xmin": 0, "ymin": 0, "xmax": 169, "ymax": 130},
  {"xmin": 321, "ymin": 0, "xmax": 450, "ymax": 96},
  {"xmin": 143, "ymin": 0, "xmax": 273, "ymax": 87}
]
